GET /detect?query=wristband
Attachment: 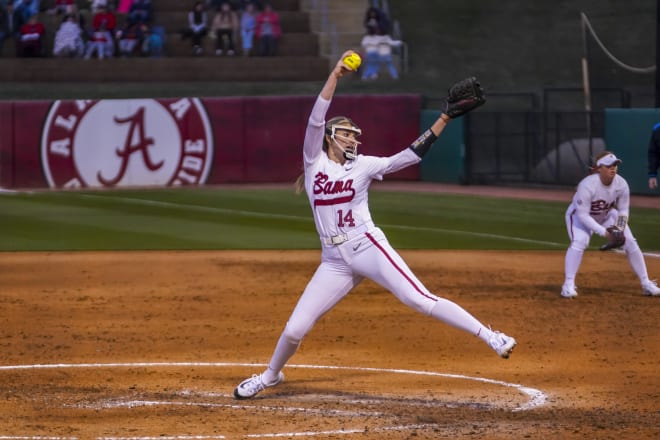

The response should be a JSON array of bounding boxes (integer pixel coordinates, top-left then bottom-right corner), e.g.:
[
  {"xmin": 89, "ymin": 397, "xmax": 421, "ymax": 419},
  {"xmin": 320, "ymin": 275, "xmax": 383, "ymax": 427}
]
[
  {"xmin": 616, "ymin": 215, "xmax": 628, "ymax": 230},
  {"xmin": 409, "ymin": 129, "xmax": 438, "ymax": 158}
]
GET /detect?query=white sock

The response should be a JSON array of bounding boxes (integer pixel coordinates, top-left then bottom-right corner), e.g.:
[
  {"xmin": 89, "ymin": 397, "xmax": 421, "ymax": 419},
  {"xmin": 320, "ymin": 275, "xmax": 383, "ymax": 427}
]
[
  {"xmin": 626, "ymin": 244, "xmax": 650, "ymax": 284},
  {"xmin": 564, "ymin": 246, "xmax": 584, "ymax": 288},
  {"xmin": 430, "ymin": 299, "xmax": 492, "ymax": 343},
  {"xmin": 263, "ymin": 333, "xmax": 299, "ymax": 384}
]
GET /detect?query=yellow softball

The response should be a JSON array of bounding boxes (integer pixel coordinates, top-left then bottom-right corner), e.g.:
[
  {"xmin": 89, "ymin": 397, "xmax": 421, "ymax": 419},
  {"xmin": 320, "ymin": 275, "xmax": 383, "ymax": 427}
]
[{"xmin": 343, "ymin": 53, "xmax": 362, "ymax": 71}]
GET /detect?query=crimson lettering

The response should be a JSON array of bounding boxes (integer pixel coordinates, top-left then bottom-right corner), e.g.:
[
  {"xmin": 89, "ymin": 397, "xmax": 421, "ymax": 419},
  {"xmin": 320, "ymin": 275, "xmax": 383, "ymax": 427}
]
[
  {"xmin": 313, "ymin": 172, "xmax": 355, "ymax": 197},
  {"xmin": 590, "ymin": 199, "xmax": 615, "ymax": 215},
  {"xmin": 312, "ymin": 172, "xmax": 356, "ymax": 206}
]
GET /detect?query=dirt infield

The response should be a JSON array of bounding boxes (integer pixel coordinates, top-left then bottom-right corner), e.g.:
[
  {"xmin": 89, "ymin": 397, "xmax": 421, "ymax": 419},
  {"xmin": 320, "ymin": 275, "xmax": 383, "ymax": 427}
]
[{"xmin": 0, "ymin": 250, "xmax": 658, "ymax": 439}]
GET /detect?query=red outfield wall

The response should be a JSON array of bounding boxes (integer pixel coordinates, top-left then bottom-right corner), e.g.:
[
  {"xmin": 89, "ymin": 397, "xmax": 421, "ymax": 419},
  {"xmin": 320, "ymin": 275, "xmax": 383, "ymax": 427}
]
[{"xmin": 0, "ymin": 95, "xmax": 422, "ymax": 189}]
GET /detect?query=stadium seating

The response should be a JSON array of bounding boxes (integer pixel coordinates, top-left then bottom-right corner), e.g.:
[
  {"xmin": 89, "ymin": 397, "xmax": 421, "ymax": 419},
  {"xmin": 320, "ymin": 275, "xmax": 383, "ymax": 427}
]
[{"xmin": 0, "ymin": 0, "xmax": 335, "ymax": 82}]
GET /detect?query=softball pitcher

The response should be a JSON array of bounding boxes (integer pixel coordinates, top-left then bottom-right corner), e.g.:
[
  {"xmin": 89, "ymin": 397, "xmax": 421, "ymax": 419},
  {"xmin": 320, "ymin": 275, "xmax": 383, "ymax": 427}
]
[
  {"xmin": 562, "ymin": 151, "xmax": 660, "ymax": 298},
  {"xmin": 234, "ymin": 50, "xmax": 517, "ymax": 400}
]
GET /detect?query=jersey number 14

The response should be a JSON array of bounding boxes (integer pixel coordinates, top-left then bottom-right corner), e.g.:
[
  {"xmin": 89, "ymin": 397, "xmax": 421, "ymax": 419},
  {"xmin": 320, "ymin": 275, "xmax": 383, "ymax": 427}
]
[{"xmin": 337, "ymin": 209, "xmax": 355, "ymax": 227}]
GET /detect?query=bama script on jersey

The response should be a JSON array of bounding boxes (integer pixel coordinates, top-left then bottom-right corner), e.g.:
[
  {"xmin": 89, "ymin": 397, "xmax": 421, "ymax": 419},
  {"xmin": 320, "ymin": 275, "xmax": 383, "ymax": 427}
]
[
  {"xmin": 590, "ymin": 199, "xmax": 616, "ymax": 216},
  {"xmin": 313, "ymin": 172, "xmax": 356, "ymax": 206}
]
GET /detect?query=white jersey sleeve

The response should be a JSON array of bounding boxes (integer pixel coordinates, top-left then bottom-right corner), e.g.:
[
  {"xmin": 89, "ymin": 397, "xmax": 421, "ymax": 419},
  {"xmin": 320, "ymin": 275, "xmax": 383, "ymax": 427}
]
[
  {"xmin": 613, "ymin": 175, "xmax": 630, "ymax": 219},
  {"xmin": 303, "ymin": 95, "xmax": 331, "ymax": 167},
  {"xmin": 360, "ymin": 148, "xmax": 421, "ymax": 181}
]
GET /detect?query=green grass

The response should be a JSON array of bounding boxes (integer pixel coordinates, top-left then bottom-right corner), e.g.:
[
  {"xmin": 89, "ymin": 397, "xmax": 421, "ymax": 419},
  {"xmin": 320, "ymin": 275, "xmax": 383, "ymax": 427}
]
[{"xmin": 1, "ymin": 187, "xmax": 658, "ymax": 251}]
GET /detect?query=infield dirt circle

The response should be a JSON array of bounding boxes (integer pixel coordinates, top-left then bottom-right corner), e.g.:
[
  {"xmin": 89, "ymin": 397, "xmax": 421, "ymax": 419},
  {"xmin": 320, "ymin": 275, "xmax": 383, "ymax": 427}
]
[{"xmin": 0, "ymin": 247, "xmax": 658, "ymax": 439}]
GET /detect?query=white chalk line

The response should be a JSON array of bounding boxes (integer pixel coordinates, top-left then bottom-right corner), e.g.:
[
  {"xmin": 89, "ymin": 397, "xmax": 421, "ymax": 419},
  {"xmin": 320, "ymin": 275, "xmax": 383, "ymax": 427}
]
[
  {"xmin": 243, "ymin": 424, "xmax": 440, "ymax": 438},
  {"xmin": 0, "ymin": 438, "xmax": 79, "ymax": 440},
  {"xmin": 0, "ymin": 424, "xmax": 443, "ymax": 440},
  {"xmin": 74, "ymin": 194, "xmax": 660, "ymax": 257},
  {"xmin": 0, "ymin": 361, "xmax": 546, "ymax": 412},
  {"xmin": 13, "ymin": 192, "xmax": 660, "ymax": 255},
  {"xmin": 73, "ymin": 194, "xmax": 566, "ymax": 247},
  {"xmin": 72, "ymin": 399, "xmax": 385, "ymax": 419},
  {"xmin": 0, "ymin": 360, "xmax": 546, "ymax": 439},
  {"xmin": 0, "ymin": 425, "xmax": 439, "ymax": 440}
]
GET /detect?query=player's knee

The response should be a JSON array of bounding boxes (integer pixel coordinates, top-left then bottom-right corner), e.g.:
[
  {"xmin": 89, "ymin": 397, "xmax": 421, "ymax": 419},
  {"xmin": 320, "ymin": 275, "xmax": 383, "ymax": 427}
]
[
  {"xmin": 623, "ymin": 236, "xmax": 640, "ymax": 254},
  {"xmin": 570, "ymin": 237, "xmax": 589, "ymax": 252},
  {"xmin": 398, "ymin": 292, "xmax": 437, "ymax": 316},
  {"xmin": 282, "ymin": 321, "xmax": 311, "ymax": 343}
]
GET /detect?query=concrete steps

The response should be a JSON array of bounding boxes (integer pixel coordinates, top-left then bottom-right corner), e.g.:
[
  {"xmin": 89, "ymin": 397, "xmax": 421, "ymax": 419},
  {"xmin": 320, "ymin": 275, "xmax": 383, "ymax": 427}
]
[
  {"xmin": 136, "ymin": 11, "xmax": 311, "ymax": 34},
  {"xmin": 169, "ymin": 32, "xmax": 318, "ymax": 57},
  {"xmin": 0, "ymin": 56, "xmax": 329, "ymax": 81},
  {"xmin": 152, "ymin": 0, "xmax": 302, "ymax": 12}
]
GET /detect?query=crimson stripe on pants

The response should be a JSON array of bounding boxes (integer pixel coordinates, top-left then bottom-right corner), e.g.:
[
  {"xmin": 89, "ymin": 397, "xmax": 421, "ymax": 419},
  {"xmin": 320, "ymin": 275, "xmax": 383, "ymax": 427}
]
[{"xmin": 365, "ymin": 232, "xmax": 437, "ymax": 302}]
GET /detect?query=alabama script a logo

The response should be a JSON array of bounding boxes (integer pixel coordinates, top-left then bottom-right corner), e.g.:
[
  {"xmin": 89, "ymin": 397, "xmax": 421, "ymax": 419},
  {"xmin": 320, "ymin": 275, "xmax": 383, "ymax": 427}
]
[
  {"xmin": 312, "ymin": 172, "xmax": 355, "ymax": 206},
  {"xmin": 40, "ymin": 98, "xmax": 214, "ymax": 188}
]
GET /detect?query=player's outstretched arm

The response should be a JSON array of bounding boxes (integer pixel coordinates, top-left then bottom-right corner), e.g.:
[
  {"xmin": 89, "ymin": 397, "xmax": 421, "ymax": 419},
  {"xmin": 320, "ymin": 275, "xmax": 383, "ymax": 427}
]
[
  {"xmin": 319, "ymin": 50, "xmax": 360, "ymax": 101},
  {"xmin": 410, "ymin": 77, "xmax": 486, "ymax": 158}
]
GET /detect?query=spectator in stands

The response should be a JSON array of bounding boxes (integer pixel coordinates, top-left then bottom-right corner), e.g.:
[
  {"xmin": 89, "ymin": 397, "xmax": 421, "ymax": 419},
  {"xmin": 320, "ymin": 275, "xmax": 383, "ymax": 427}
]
[
  {"xmin": 18, "ymin": 0, "xmax": 38, "ymax": 21},
  {"xmin": 181, "ymin": 1, "xmax": 208, "ymax": 56},
  {"xmin": 117, "ymin": 0, "xmax": 134, "ymax": 14},
  {"xmin": 90, "ymin": 3, "xmax": 116, "ymax": 55},
  {"xmin": 375, "ymin": 29, "xmax": 402, "ymax": 80},
  {"xmin": 115, "ymin": 20, "xmax": 144, "ymax": 56},
  {"xmin": 363, "ymin": 5, "xmax": 389, "ymax": 34},
  {"xmin": 17, "ymin": 12, "xmax": 44, "ymax": 57},
  {"xmin": 211, "ymin": 1, "xmax": 238, "ymax": 55},
  {"xmin": 91, "ymin": 4, "xmax": 116, "ymax": 34},
  {"xmin": 71, "ymin": 4, "xmax": 86, "ymax": 31},
  {"xmin": 647, "ymin": 122, "xmax": 660, "ymax": 190},
  {"xmin": 208, "ymin": 0, "xmax": 255, "ymax": 11},
  {"xmin": 127, "ymin": 0, "xmax": 151, "ymax": 25},
  {"xmin": 48, "ymin": 0, "xmax": 74, "ymax": 16},
  {"xmin": 0, "ymin": 0, "xmax": 20, "ymax": 56},
  {"xmin": 360, "ymin": 29, "xmax": 378, "ymax": 80},
  {"xmin": 84, "ymin": 20, "xmax": 113, "ymax": 58},
  {"xmin": 10, "ymin": 0, "xmax": 30, "ymax": 23},
  {"xmin": 141, "ymin": 23, "xmax": 163, "ymax": 57},
  {"xmin": 239, "ymin": 1, "xmax": 256, "ymax": 56},
  {"xmin": 90, "ymin": 0, "xmax": 109, "ymax": 14},
  {"xmin": 360, "ymin": 26, "xmax": 401, "ymax": 80},
  {"xmin": 53, "ymin": 12, "xmax": 84, "ymax": 57},
  {"xmin": 255, "ymin": 2, "xmax": 279, "ymax": 56}
]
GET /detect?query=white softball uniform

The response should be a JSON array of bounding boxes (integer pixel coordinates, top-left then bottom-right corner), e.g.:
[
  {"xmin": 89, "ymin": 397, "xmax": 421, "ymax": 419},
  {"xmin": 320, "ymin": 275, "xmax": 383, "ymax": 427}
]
[
  {"xmin": 565, "ymin": 173, "xmax": 630, "ymax": 240},
  {"xmin": 262, "ymin": 95, "xmax": 498, "ymax": 379},
  {"xmin": 563, "ymin": 172, "xmax": 651, "ymax": 290}
]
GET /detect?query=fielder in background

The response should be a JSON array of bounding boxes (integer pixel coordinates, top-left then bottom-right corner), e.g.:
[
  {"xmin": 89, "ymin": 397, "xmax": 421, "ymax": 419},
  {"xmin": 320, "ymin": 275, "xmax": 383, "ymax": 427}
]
[
  {"xmin": 233, "ymin": 49, "xmax": 517, "ymax": 400},
  {"xmin": 561, "ymin": 151, "xmax": 660, "ymax": 298},
  {"xmin": 647, "ymin": 122, "xmax": 660, "ymax": 190}
]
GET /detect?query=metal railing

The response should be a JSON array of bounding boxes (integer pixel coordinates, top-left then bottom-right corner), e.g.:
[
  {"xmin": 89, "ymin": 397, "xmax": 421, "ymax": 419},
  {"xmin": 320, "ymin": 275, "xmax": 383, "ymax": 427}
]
[
  {"xmin": 463, "ymin": 110, "xmax": 606, "ymax": 186},
  {"xmin": 440, "ymin": 87, "xmax": 632, "ymax": 187}
]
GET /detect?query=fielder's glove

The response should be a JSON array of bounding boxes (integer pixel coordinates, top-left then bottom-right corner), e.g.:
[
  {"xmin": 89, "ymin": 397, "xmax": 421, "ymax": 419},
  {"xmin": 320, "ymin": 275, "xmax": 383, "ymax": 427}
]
[
  {"xmin": 600, "ymin": 226, "xmax": 626, "ymax": 251},
  {"xmin": 442, "ymin": 77, "xmax": 486, "ymax": 119}
]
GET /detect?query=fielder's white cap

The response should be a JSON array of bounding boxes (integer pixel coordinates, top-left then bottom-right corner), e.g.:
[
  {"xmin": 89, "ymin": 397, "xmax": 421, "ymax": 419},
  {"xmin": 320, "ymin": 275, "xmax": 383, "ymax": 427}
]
[{"xmin": 596, "ymin": 153, "xmax": 622, "ymax": 167}]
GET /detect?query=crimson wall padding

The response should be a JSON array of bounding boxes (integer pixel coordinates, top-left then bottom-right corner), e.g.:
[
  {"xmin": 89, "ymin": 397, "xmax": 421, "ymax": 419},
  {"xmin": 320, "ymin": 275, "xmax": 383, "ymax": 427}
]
[
  {"xmin": 0, "ymin": 95, "xmax": 422, "ymax": 189},
  {"xmin": 13, "ymin": 101, "xmax": 52, "ymax": 188},
  {"xmin": 0, "ymin": 102, "xmax": 15, "ymax": 188}
]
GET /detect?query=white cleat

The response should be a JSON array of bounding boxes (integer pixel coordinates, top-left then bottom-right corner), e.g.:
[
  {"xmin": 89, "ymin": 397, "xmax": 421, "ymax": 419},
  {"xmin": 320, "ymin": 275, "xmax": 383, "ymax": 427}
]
[
  {"xmin": 642, "ymin": 280, "xmax": 660, "ymax": 297},
  {"xmin": 233, "ymin": 372, "xmax": 284, "ymax": 399},
  {"xmin": 488, "ymin": 330, "xmax": 517, "ymax": 359},
  {"xmin": 561, "ymin": 285, "xmax": 578, "ymax": 299}
]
